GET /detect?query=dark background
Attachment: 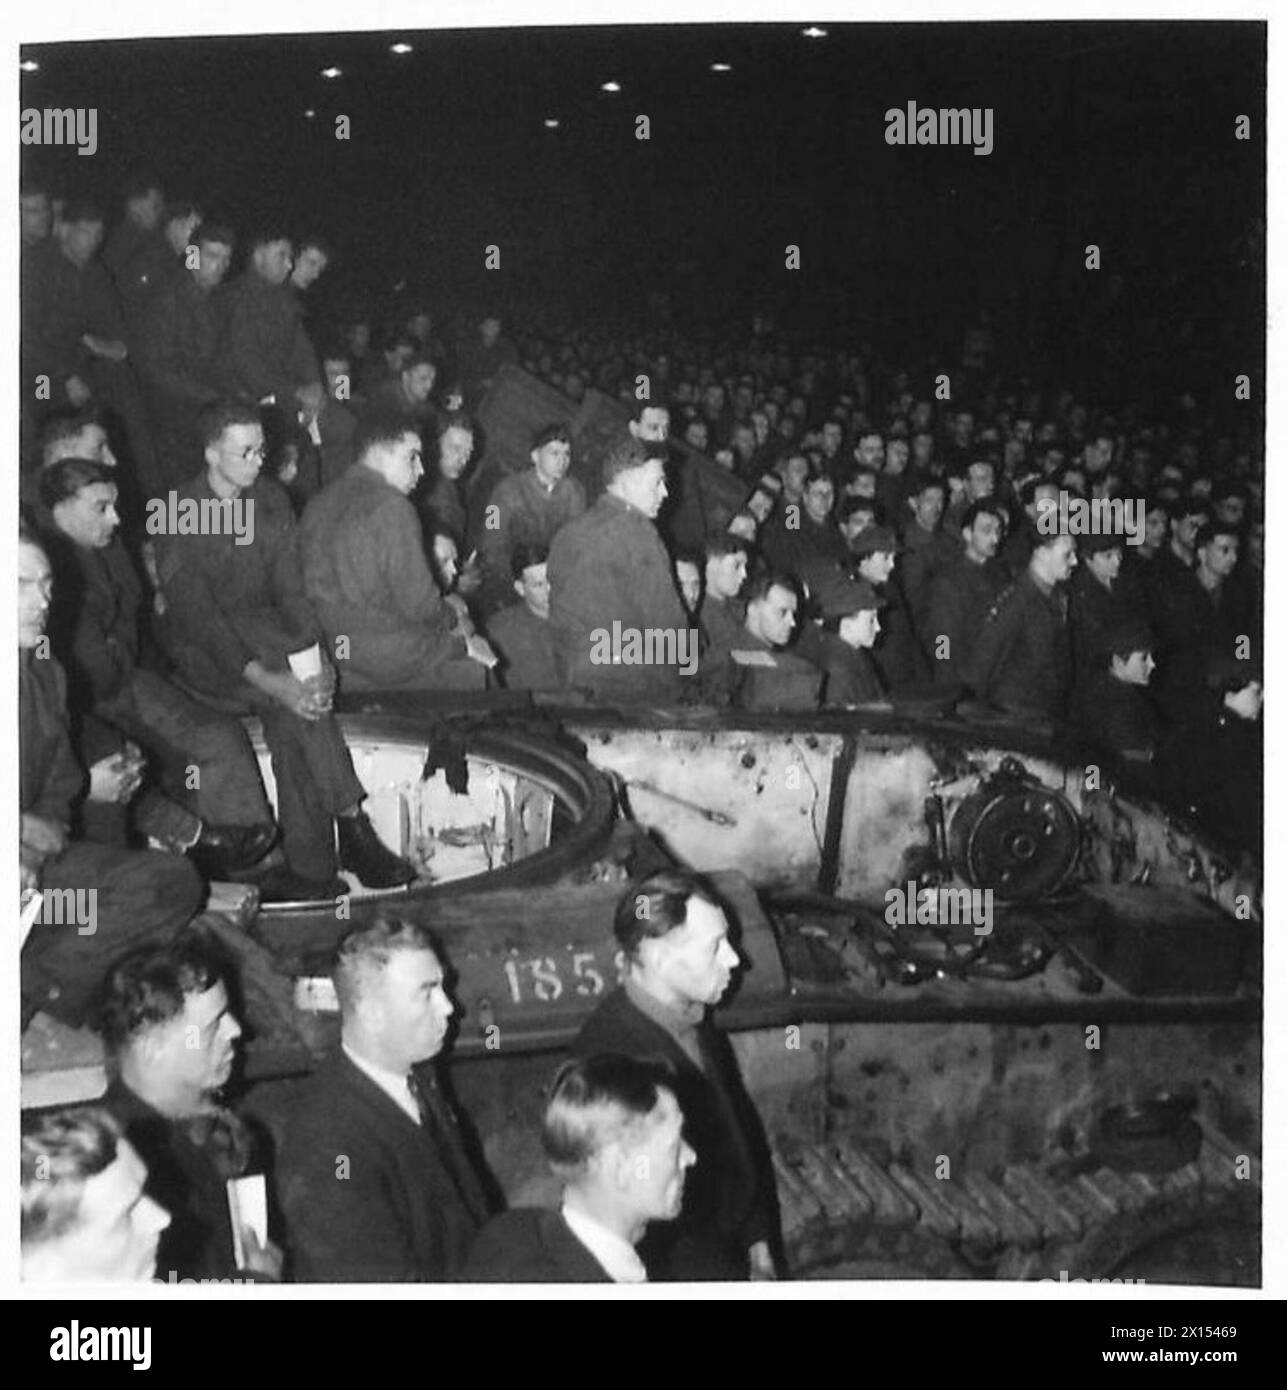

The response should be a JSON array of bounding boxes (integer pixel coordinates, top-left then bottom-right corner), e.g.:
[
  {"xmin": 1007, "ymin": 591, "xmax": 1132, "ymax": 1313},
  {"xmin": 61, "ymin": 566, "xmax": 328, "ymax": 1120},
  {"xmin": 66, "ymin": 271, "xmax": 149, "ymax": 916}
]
[{"xmin": 20, "ymin": 22, "xmax": 1265, "ymax": 371}]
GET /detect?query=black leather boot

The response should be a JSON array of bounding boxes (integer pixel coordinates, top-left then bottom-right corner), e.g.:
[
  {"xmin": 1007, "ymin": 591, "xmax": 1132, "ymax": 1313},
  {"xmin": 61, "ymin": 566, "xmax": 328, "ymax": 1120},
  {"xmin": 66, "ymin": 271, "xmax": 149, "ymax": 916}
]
[
  {"xmin": 337, "ymin": 811, "xmax": 416, "ymax": 889},
  {"xmin": 256, "ymin": 865, "xmax": 349, "ymax": 904},
  {"xmin": 189, "ymin": 821, "xmax": 278, "ymax": 879}
]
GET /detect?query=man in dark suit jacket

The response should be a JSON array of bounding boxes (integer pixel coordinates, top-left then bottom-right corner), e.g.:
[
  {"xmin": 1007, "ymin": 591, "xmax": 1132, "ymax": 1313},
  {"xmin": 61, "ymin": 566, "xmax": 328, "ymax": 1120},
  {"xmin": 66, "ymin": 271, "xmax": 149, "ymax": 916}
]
[
  {"xmin": 464, "ymin": 1054, "xmax": 694, "ymax": 1283},
  {"xmin": 277, "ymin": 916, "xmax": 493, "ymax": 1281},
  {"xmin": 572, "ymin": 871, "xmax": 780, "ymax": 1281}
]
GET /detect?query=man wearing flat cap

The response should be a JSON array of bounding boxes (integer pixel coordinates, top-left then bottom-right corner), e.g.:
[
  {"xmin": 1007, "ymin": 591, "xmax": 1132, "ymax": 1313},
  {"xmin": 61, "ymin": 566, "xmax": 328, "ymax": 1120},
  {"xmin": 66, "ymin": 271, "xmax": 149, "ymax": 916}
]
[
  {"xmin": 844, "ymin": 523, "xmax": 930, "ymax": 691},
  {"xmin": 796, "ymin": 574, "xmax": 887, "ymax": 707}
]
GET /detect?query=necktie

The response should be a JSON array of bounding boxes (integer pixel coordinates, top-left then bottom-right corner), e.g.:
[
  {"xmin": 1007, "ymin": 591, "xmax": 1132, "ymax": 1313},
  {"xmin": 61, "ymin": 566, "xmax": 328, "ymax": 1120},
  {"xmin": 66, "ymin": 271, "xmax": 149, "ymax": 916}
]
[{"xmin": 406, "ymin": 1067, "xmax": 489, "ymax": 1222}]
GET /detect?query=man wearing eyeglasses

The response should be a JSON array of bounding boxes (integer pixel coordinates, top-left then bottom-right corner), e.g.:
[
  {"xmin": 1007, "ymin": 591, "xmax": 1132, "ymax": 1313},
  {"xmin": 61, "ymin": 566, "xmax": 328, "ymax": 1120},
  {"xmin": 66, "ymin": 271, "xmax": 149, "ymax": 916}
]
[{"xmin": 152, "ymin": 399, "xmax": 416, "ymax": 902}]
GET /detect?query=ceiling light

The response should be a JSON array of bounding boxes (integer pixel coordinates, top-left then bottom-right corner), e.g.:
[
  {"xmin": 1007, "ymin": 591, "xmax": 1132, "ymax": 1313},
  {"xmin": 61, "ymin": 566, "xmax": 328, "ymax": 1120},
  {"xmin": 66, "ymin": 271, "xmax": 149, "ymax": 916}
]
[
  {"xmin": 390, "ymin": 43, "xmax": 413, "ymax": 55},
  {"xmin": 802, "ymin": 27, "xmax": 828, "ymax": 39},
  {"xmin": 320, "ymin": 66, "xmax": 342, "ymax": 79},
  {"xmin": 601, "ymin": 81, "xmax": 621, "ymax": 93},
  {"xmin": 544, "ymin": 118, "xmax": 560, "ymax": 129},
  {"xmin": 20, "ymin": 58, "xmax": 39, "ymax": 73},
  {"xmin": 711, "ymin": 63, "xmax": 732, "ymax": 73}
]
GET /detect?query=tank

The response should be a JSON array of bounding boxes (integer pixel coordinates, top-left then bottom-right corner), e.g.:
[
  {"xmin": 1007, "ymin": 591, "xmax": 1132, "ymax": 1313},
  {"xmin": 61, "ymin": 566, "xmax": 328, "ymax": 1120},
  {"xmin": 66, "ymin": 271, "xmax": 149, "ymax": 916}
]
[{"xmin": 22, "ymin": 694, "xmax": 1260, "ymax": 1285}]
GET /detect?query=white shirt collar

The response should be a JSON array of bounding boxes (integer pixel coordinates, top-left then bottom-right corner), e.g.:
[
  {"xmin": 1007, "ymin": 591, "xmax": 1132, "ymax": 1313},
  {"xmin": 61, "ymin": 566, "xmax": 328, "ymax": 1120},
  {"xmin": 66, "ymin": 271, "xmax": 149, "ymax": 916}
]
[
  {"xmin": 561, "ymin": 1201, "xmax": 648, "ymax": 1283},
  {"xmin": 342, "ymin": 1042, "xmax": 421, "ymax": 1126}
]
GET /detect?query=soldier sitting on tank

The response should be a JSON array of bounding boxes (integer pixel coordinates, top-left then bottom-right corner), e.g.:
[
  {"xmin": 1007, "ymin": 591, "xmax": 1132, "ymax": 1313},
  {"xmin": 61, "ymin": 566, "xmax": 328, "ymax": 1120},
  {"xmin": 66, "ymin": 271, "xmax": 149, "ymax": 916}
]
[
  {"xmin": 37, "ymin": 456, "xmax": 278, "ymax": 881},
  {"xmin": 299, "ymin": 411, "xmax": 491, "ymax": 693},
  {"xmin": 20, "ymin": 529, "xmax": 203, "ymax": 1030},
  {"xmin": 463, "ymin": 1054, "xmax": 695, "ymax": 1283},
  {"xmin": 153, "ymin": 400, "xmax": 416, "ymax": 902}
]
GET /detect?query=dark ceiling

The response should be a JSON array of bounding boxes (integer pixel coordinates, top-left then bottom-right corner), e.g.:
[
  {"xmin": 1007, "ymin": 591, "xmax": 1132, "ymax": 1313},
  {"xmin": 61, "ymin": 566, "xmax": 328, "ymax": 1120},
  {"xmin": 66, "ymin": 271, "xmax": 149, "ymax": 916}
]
[{"xmin": 20, "ymin": 22, "xmax": 1265, "ymax": 335}]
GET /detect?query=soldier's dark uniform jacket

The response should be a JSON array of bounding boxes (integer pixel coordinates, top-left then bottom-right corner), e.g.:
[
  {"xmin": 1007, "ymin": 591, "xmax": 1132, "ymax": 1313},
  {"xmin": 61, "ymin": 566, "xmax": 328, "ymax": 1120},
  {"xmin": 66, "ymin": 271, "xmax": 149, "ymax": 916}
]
[
  {"xmin": 488, "ymin": 603, "xmax": 560, "ymax": 691},
  {"xmin": 154, "ymin": 470, "xmax": 365, "ymax": 883},
  {"xmin": 1075, "ymin": 668, "xmax": 1160, "ymax": 761},
  {"xmin": 696, "ymin": 623, "xmax": 822, "ymax": 712},
  {"xmin": 155, "ymin": 473, "xmax": 320, "ymax": 697},
  {"xmin": 103, "ymin": 224, "xmax": 181, "ymax": 344},
  {"xmin": 966, "ymin": 571, "xmax": 1072, "ymax": 721},
  {"xmin": 217, "ymin": 270, "xmax": 319, "ymax": 407},
  {"xmin": 898, "ymin": 520, "xmax": 958, "ymax": 631},
  {"xmin": 42, "ymin": 534, "xmax": 144, "ymax": 713},
  {"xmin": 1156, "ymin": 704, "xmax": 1262, "ymax": 861},
  {"xmin": 795, "ymin": 623, "xmax": 886, "ymax": 707},
  {"xmin": 1068, "ymin": 566, "xmax": 1149, "ymax": 723},
  {"xmin": 921, "ymin": 551, "xmax": 1006, "ymax": 686},
  {"xmin": 479, "ymin": 469, "xmax": 586, "ymax": 614},
  {"xmin": 137, "ymin": 271, "xmax": 224, "ymax": 475},
  {"xmin": 698, "ymin": 594, "xmax": 746, "ymax": 651},
  {"xmin": 1149, "ymin": 562, "xmax": 1254, "ymax": 729},
  {"xmin": 872, "ymin": 572, "xmax": 931, "ymax": 692},
  {"xmin": 761, "ymin": 510, "xmax": 848, "ymax": 584},
  {"xmin": 299, "ymin": 463, "xmax": 482, "ymax": 692},
  {"xmin": 20, "ymin": 651, "xmax": 199, "ymax": 1026},
  {"xmin": 547, "ymin": 490, "xmax": 688, "ymax": 702},
  {"xmin": 41, "ymin": 528, "xmax": 272, "ymax": 833},
  {"xmin": 21, "ymin": 239, "xmax": 125, "ymax": 411},
  {"xmin": 420, "ymin": 474, "xmax": 468, "ymax": 549}
]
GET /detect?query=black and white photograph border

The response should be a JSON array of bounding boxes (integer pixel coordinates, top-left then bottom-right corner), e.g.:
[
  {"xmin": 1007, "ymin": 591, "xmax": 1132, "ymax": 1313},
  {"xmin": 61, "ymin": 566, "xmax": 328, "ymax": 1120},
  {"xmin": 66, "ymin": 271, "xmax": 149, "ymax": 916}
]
[{"xmin": 5, "ymin": 0, "xmax": 1281, "ymax": 1307}]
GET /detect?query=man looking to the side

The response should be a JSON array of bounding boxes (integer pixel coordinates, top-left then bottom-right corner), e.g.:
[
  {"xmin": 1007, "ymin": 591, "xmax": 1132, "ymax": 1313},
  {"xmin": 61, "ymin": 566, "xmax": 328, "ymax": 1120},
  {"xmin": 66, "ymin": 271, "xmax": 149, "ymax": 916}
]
[
  {"xmin": 464, "ymin": 1054, "xmax": 695, "ymax": 1282},
  {"xmin": 99, "ymin": 935, "xmax": 282, "ymax": 1282},
  {"xmin": 278, "ymin": 917, "xmax": 493, "ymax": 1281},
  {"xmin": 300, "ymin": 414, "xmax": 489, "ymax": 692},
  {"xmin": 573, "ymin": 871, "xmax": 779, "ymax": 1280}
]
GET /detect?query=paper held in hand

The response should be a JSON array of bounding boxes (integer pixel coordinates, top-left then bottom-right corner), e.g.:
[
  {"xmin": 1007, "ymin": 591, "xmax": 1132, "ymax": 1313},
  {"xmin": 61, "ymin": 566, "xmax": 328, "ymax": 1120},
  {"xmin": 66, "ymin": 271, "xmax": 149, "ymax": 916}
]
[
  {"xmin": 287, "ymin": 643, "xmax": 323, "ymax": 681},
  {"xmin": 227, "ymin": 1174, "xmax": 269, "ymax": 1270}
]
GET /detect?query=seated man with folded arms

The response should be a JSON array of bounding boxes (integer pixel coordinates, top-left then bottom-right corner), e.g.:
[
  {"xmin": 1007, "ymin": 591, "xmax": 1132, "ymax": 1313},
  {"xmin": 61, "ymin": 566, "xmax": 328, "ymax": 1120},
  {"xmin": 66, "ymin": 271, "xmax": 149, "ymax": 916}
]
[{"xmin": 464, "ymin": 1054, "xmax": 694, "ymax": 1283}]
